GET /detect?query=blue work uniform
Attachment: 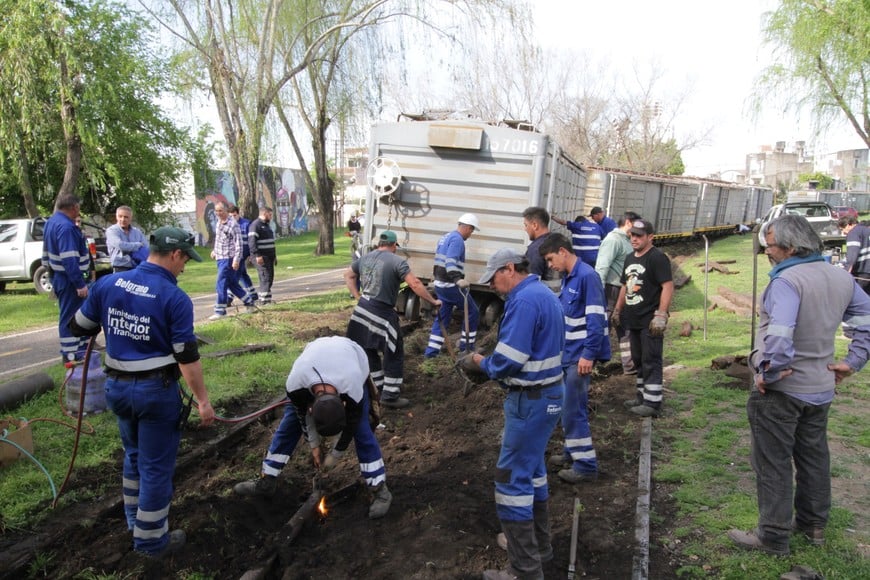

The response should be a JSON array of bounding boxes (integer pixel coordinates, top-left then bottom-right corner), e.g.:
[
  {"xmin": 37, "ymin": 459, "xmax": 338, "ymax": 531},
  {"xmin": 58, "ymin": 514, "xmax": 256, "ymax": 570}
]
[
  {"xmin": 555, "ymin": 260, "xmax": 611, "ymax": 476},
  {"xmin": 233, "ymin": 215, "xmax": 258, "ymax": 303},
  {"xmin": 259, "ymin": 337, "xmax": 386, "ymax": 488},
  {"xmin": 563, "ymin": 219, "xmax": 603, "ymax": 268},
  {"xmin": 42, "ymin": 211, "xmax": 90, "ymax": 362},
  {"xmin": 597, "ymin": 215, "xmax": 617, "ymax": 237},
  {"xmin": 425, "ymin": 230, "xmax": 480, "ymax": 357},
  {"xmin": 72, "ymin": 262, "xmax": 197, "ymax": 555},
  {"xmin": 479, "ymin": 275, "xmax": 564, "ymax": 522}
]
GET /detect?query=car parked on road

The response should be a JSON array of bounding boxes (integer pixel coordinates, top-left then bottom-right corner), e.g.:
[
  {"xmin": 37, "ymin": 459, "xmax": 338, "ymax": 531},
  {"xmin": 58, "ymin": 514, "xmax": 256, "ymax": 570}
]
[
  {"xmin": 832, "ymin": 206, "xmax": 859, "ymax": 220},
  {"xmin": 0, "ymin": 217, "xmax": 110, "ymax": 294},
  {"xmin": 756, "ymin": 201, "xmax": 845, "ymax": 253}
]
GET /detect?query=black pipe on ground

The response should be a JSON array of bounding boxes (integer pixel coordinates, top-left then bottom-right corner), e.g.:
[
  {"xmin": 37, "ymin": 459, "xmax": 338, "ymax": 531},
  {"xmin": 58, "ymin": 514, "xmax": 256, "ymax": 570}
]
[{"xmin": 0, "ymin": 373, "xmax": 54, "ymax": 411}]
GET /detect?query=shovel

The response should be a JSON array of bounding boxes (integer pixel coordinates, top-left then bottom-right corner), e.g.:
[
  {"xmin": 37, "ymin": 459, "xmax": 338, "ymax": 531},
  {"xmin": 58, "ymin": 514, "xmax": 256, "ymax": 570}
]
[{"xmin": 436, "ymin": 313, "xmax": 476, "ymax": 397}]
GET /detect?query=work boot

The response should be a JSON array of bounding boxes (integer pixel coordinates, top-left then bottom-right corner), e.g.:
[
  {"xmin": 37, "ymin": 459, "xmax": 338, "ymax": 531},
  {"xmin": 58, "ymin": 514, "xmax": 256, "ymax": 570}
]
[
  {"xmin": 780, "ymin": 564, "xmax": 825, "ymax": 580},
  {"xmin": 558, "ymin": 468, "xmax": 599, "ymax": 484},
  {"xmin": 233, "ymin": 474, "xmax": 277, "ymax": 497},
  {"xmin": 547, "ymin": 454, "xmax": 569, "ymax": 469},
  {"xmin": 380, "ymin": 396, "xmax": 411, "ymax": 409},
  {"xmin": 623, "ymin": 398, "xmax": 642, "ymax": 410},
  {"xmin": 143, "ymin": 529, "xmax": 186, "ymax": 558},
  {"xmin": 487, "ymin": 520, "xmax": 544, "ymax": 580},
  {"xmin": 793, "ymin": 523, "xmax": 825, "ymax": 546},
  {"xmin": 532, "ymin": 501, "xmax": 554, "ymax": 563},
  {"xmin": 727, "ymin": 528, "xmax": 790, "ymax": 556},
  {"xmin": 630, "ymin": 404, "xmax": 660, "ymax": 417},
  {"xmin": 368, "ymin": 483, "xmax": 392, "ymax": 519},
  {"xmin": 482, "ymin": 570, "xmax": 518, "ymax": 580}
]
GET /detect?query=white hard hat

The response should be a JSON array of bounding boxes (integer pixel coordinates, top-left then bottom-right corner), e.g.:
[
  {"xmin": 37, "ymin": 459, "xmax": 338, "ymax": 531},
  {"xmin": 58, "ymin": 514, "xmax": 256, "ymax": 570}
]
[{"xmin": 458, "ymin": 213, "xmax": 480, "ymax": 232}]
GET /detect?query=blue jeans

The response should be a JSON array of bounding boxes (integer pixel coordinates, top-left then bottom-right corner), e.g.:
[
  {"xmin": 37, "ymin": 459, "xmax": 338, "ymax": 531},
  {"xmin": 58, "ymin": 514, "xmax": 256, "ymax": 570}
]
[
  {"xmin": 747, "ymin": 389, "xmax": 831, "ymax": 549},
  {"xmin": 106, "ymin": 375, "xmax": 182, "ymax": 554},
  {"xmin": 495, "ymin": 382, "xmax": 563, "ymax": 522},
  {"xmin": 559, "ymin": 366, "xmax": 597, "ymax": 474},
  {"xmin": 214, "ymin": 258, "xmax": 251, "ymax": 314}
]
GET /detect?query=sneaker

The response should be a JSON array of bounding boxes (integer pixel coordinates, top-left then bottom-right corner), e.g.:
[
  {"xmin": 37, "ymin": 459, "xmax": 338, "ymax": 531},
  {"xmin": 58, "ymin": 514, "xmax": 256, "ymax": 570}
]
[
  {"xmin": 630, "ymin": 404, "xmax": 660, "ymax": 417},
  {"xmin": 727, "ymin": 528, "xmax": 789, "ymax": 556},
  {"xmin": 623, "ymin": 398, "xmax": 642, "ymax": 410},
  {"xmin": 245, "ymin": 304, "xmax": 258, "ymax": 314},
  {"xmin": 208, "ymin": 313, "xmax": 226, "ymax": 321},
  {"xmin": 233, "ymin": 475, "xmax": 278, "ymax": 497},
  {"xmin": 369, "ymin": 483, "xmax": 392, "ymax": 519},
  {"xmin": 557, "ymin": 468, "xmax": 599, "ymax": 484},
  {"xmin": 793, "ymin": 523, "xmax": 825, "ymax": 546},
  {"xmin": 380, "ymin": 396, "xmax": 411, "ymax": 409},
  {"xmin": 547, "ymin": 454, "xmax": 570, "ymax": 469}
]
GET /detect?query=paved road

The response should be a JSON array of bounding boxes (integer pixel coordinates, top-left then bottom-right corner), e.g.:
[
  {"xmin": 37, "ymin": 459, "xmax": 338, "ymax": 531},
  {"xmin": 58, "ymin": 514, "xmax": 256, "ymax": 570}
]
[{"xmin": 0, "ymin": 269, "xmax": 346, "ymax": 380}]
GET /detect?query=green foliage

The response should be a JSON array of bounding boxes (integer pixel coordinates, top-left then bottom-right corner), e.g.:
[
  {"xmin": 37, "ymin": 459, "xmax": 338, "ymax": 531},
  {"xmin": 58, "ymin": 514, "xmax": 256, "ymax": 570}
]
[
  {"xmin": 0, "ymin": 0, "xmax": 195, "ymax": 223},
  {"xmin": 798, "ymin": 171, "xmax": 835, "ymax": 190},
  {"xmin": 757, "ymin": 0, "xmax": 870, "ymax": 148}
]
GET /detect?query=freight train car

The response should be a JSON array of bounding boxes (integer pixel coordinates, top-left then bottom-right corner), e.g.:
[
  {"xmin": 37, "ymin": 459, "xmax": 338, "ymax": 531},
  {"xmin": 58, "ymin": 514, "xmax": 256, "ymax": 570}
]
[
  {"xmin": 363, "ymin": 117, "xmax": 587, "ymax": 322},
  {"xmin": 583, "ymin": 167, "xmax": 773, "ymax": 242}
]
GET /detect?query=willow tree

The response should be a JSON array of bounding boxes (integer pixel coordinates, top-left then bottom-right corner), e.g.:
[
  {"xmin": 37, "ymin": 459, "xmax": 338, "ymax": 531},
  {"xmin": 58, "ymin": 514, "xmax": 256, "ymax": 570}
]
[
  {"xmin": 757, "ymin": 0, "xmax": 870, "ymax": 148},
  {"xmin": 154, "ymin": 0, "xmax": 391, "ymax": 222},
  {"xmin": 0, "ymin": 0, "xmax": 191, "ymax": 221}
]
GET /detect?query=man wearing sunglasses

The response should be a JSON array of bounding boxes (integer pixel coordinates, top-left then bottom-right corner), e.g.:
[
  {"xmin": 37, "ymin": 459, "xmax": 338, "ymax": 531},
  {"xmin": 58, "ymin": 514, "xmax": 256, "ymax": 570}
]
[
  {"xmin": 233, "ymin": 336, "xmax": 392, "ymax": 519},
  {"xmin": 69, "ymin": 226, "xmax": 215, "ymax": 557},
  {"xmin": 612, "ymin": 219, "xmax": 673, "ymax": 417}
]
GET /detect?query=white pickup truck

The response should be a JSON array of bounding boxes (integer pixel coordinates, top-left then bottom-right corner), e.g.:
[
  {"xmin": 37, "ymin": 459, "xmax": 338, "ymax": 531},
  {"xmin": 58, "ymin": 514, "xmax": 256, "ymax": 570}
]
[{"xmin": 0, "ymin": 217, "xmax": 109, "ymax": 294}]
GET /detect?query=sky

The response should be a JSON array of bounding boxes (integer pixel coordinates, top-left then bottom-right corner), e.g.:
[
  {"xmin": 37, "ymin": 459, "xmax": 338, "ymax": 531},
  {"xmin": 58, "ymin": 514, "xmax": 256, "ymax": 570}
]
[{"xmin": 530, "ymin": 0, "xmax": 866, "ymax": 176}]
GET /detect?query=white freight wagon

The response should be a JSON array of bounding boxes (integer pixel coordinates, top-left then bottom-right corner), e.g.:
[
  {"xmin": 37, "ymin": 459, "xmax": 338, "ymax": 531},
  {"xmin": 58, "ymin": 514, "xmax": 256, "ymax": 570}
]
[{"xmin": 363, "ymin": 118, "xmax": 587, "ymax": 322}]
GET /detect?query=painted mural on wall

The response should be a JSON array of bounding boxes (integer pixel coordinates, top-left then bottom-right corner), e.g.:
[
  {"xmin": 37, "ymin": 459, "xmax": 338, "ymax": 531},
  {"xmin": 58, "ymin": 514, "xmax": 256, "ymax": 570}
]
[{"xmin": 194, "ymin": 165, "xmax": 308, "ymax": 246}]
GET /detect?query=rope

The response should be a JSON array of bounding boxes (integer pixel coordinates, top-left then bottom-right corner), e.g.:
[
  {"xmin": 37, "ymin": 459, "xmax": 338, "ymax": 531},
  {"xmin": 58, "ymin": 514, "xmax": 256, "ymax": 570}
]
[
  {"xmin": 52, "ymin": 336, "xmax": 97, "ymax": 508},
  {"xmin": 0, "ymin": 425, "xmax": 58, "ymax": 501}
]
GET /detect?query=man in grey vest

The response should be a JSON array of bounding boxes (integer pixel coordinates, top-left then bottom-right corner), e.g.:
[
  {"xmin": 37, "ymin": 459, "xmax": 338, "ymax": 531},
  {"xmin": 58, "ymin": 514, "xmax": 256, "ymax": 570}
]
[{"xmin": 728, "ymin": 215, "xmax": 870, "ymax": 556}]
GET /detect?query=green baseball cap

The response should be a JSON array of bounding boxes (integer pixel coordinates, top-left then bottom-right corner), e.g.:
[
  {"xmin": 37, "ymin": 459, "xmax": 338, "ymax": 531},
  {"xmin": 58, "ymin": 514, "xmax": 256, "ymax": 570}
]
[
  {"xmin": 150, "ymin": 226, "xmax": 203, "ymax": 262},
  {"xmin": 379, "ymin": 230, "xmax": 398, "ymax": 245}
]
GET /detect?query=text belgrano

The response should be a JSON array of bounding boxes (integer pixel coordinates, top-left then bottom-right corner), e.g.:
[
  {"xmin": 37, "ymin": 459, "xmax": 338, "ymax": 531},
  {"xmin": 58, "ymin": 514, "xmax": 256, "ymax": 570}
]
[{"xmin": 107, "ymin": 307, "xmax": 152, "ymax": 342}]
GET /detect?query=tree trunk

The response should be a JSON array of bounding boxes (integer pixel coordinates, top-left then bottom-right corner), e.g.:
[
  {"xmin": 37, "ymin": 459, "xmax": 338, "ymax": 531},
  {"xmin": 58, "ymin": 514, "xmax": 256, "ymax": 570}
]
[
  {"xmin": 57, "ymin": 51, "xmax": 82, "ymax": 203},
  {"xmin": 311, "ymin": 126, "xmax": 335, "ymax": 256}
]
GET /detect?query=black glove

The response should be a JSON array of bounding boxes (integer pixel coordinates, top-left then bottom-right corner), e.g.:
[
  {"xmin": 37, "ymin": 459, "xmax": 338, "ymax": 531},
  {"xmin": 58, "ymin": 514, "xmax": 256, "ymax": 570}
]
[{"xmin": 457, "ymin": 354, "xmax": 481, "ymax": 374}]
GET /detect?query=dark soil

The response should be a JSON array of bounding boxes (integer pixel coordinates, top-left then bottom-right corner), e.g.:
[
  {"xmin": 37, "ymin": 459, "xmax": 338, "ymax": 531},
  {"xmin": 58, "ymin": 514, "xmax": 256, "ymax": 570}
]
[{"xmin": 1, "ymin": 308, "xmax": 689, "ymax": 580}]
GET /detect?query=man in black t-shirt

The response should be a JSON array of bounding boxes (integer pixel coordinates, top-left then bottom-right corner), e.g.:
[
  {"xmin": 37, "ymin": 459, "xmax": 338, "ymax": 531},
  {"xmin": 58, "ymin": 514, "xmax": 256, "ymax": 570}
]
[{"xmin": 612, "ymin": 219, "xmax": 673, "ymax": 417}]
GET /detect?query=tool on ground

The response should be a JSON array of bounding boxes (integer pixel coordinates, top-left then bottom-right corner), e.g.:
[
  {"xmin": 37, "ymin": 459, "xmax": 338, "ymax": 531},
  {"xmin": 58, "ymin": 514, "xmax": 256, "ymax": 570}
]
[
  {"xmin": 437, "ymin": 314, "xmax": 476, "ymax": 397},
  {"xmin": 461, "ymin": 285, "xmax": 471, "ymax": 354},
  {"xmin": 568, "ymin": 497, "xmax": 581, "ymax": 579}
]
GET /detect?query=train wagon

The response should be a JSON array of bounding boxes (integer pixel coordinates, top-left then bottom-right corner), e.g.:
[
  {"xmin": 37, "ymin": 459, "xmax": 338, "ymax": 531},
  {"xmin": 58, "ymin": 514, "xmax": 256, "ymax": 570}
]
[
  {"xmin": 363, "ymin": 117, "xmax": 587, "ymax": 322},
  {"xmin": 584, "ymin": 167, "xmax": 774, "ymax": 241}
]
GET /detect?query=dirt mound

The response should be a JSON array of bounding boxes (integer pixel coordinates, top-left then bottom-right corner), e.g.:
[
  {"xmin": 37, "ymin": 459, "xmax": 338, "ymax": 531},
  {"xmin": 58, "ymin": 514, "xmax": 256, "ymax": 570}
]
[{"xmin": 1, "ymin": 315, "xmax": 678, "ymax": 579}]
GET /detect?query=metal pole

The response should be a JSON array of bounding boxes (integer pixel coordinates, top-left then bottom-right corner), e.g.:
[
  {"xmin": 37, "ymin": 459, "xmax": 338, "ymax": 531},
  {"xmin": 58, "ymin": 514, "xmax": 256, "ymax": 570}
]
[
  {"xmin": 702, "ymin": 235, "xmax": 709, "ymax": 341},
  {"xmin": 751, "ymin": 232, "xmax": 760, "ymax": 351}
]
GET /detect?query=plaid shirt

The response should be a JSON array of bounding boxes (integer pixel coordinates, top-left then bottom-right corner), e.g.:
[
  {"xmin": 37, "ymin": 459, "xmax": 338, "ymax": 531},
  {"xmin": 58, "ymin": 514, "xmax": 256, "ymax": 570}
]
[{"xmin": 213, "ymin": 217, "xmax": 243, "ymax": 261}]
